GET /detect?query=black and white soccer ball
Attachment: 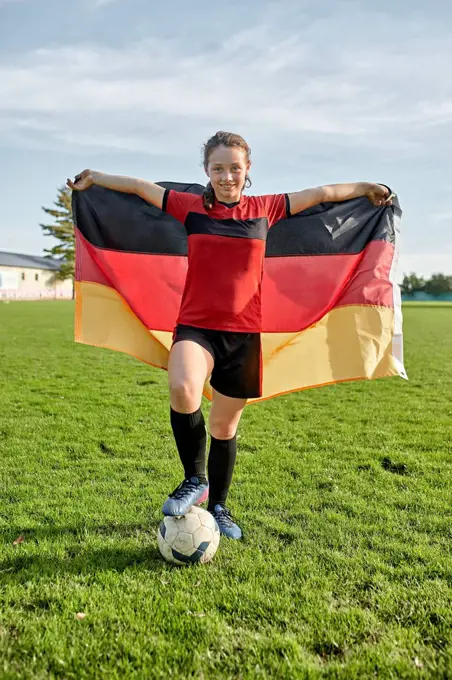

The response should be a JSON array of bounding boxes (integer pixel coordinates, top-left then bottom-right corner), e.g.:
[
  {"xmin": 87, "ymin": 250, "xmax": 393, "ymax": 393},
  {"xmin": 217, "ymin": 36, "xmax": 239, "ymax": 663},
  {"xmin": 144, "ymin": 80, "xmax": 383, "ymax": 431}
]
[{"xmin": 157, "ymin": 506, "xmax": 220, "ymax": 565}]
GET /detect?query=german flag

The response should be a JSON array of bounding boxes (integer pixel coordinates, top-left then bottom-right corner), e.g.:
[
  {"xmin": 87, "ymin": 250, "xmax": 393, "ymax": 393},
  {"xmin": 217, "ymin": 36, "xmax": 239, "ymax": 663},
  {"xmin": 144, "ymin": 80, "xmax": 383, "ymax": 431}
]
[{"xmin": 72, "ymin": 183, "xmax": 406, "ymax": 403}]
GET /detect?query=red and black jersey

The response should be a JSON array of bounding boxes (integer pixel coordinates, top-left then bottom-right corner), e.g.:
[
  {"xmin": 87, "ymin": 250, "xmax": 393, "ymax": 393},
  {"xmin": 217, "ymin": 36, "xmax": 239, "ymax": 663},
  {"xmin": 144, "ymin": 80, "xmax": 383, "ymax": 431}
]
[{"xmin": 162, "ymin": 190, "xmax": 290, "ymax": 332}]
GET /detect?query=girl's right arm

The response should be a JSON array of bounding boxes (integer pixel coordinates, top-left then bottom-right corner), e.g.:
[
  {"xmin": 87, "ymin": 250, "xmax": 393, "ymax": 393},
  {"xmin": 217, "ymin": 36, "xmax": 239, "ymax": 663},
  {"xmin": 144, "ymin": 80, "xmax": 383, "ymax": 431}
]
[{"xmin": 66, "ymin": 169, "xmax": 165, "ymax": 210}]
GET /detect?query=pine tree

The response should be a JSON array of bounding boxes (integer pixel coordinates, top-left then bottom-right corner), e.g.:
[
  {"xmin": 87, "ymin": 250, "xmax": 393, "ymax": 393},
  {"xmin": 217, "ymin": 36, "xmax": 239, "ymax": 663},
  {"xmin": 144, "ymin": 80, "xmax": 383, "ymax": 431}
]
[{"xmin": 40, "ymin": 186, "xmax": 75, "ymax": 298}]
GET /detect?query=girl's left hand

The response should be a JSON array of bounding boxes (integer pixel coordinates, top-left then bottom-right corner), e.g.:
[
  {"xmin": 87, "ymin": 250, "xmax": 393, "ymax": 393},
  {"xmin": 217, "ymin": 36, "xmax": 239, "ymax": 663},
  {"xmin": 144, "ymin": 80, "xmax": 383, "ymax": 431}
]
[{"xmin": 366, "ymin": 183, "xmax": 394, "ymax": 207}]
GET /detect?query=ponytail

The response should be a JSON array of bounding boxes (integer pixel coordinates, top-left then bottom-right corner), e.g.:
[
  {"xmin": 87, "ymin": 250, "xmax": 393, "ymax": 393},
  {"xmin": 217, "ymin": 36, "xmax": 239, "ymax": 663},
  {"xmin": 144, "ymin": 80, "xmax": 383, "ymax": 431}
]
[{"xmin": 202, "ymin": 181, "xmax": 215, "ymax": 211}]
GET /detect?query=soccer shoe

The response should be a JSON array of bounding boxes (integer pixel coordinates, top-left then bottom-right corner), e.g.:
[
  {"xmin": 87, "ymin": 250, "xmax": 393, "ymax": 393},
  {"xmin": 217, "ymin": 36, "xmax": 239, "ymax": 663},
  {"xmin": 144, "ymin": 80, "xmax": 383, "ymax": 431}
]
[
  {"xmin": 162, "ymin": 477, "xmax": 209, "ymax": 517},
  {"xmin": 210, "ymin": 504, "xmax": 242, "ymax": 540}
]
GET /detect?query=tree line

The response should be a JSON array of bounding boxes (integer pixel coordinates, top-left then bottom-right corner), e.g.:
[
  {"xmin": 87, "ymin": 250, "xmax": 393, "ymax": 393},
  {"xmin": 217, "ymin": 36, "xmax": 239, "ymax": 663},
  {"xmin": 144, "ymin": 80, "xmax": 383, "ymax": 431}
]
[
  {"xmin": 401, "ymin": 273, "xmax": 452, "ymax": 296},
  {"xmin": 40, "ymin": 186, "xmax": 452, "ymax": 296}
]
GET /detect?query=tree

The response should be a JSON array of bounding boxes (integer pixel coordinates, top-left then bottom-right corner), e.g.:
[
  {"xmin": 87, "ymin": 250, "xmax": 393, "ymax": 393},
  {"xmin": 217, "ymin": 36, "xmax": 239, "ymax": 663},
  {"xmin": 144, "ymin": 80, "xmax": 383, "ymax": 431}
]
[
  {"xmin": 424, "ymin": 273, "xmax": 452, "ymax": 296},
  {"xmin": 400, "ymin": 273, "xmax": 425, "ymax": 295},
  {"xmin": 40, "ymin": 186, "xmax": 75, "ymax": 298}
]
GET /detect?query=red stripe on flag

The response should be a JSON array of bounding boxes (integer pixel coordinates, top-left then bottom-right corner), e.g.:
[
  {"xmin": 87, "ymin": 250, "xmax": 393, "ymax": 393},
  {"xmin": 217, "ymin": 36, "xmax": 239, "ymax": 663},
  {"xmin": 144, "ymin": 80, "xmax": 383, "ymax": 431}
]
[{"xmin": 75, "ymin": 230, "xmax": 110, "ymax": 285}]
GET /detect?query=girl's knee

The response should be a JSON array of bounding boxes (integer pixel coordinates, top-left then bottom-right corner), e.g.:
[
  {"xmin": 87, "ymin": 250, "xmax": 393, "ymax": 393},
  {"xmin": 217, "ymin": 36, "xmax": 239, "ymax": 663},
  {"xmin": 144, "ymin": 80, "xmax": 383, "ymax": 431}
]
[
  {"xmin": 209, "ymin": 416, "xmax": 238, "ymax": 440},
  {"xmin": 169, "ymin": 379, "xmax": 202, "ymax": 413}
]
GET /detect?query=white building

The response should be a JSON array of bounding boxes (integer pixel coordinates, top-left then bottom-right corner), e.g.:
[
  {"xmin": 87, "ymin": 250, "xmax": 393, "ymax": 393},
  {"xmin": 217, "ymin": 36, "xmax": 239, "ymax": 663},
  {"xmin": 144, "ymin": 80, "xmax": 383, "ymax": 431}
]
[{"xmin": 0, "ymin": 251, "xmax": 73, "ymax": 300}]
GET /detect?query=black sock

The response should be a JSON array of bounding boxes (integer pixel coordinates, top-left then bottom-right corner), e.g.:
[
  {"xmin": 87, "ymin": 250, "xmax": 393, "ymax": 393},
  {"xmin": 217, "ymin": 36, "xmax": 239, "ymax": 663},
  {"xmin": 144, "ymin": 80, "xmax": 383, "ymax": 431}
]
[
  {"xmin": 170, "ymin": 408, "xmax": 207, "ymax": 483},
  {"xmin": 207, "ymin": 435, "xmax": 237, "ymax": 510}
]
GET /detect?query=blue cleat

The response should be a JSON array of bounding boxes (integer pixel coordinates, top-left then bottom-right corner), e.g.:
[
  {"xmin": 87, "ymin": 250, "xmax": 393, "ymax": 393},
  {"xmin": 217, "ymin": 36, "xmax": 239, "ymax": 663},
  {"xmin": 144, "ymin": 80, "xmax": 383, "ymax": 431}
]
[
  {"xmin": 162, "ymin": 476, "xmax": 209, "ymax": 517},
  {"xmin": 210, "ymin": 504, "xmax": 242, "ymax": 540}
]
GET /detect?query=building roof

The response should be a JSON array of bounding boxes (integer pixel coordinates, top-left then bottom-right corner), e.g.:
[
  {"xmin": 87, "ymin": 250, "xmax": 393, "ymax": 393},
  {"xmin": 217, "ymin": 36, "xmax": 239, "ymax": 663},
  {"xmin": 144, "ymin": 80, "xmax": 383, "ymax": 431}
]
[{"xmin": 0, "ymin": 250, "xmax": 61, "ymax": 270}]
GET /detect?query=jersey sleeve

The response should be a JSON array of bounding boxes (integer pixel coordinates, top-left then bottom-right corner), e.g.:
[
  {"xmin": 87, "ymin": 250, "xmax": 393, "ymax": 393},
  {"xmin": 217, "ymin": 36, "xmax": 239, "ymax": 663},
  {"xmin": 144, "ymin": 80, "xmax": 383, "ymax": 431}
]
[
  {"xmin": 259, "ymin": 194, "xmax": 291, "ymax": 228},
  {"xmin": 162, "ymin": 189, "xmax": 199, "ymax": 225}
]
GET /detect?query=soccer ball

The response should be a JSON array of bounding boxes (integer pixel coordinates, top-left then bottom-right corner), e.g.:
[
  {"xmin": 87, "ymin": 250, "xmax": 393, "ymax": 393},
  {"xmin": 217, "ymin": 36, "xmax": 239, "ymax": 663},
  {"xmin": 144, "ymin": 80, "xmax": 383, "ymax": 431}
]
[{"xmin": 157, "ymin": 506, "xmax": 220, "ymax": 565}]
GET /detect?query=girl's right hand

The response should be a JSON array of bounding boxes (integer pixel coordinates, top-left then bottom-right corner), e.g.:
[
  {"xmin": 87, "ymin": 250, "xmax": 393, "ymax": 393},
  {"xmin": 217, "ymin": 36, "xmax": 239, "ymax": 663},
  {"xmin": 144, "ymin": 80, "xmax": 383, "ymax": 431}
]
[{"xmin": 66, "ymin": 169, "xmax": 96, "ymax": 191}]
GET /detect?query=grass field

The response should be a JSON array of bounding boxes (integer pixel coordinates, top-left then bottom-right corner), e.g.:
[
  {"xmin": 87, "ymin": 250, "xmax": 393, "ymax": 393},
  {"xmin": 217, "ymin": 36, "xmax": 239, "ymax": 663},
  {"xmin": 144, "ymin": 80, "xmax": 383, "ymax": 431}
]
[{"xmin": 1, "ymin": 301, "xmax": 451, "ymax": 679}]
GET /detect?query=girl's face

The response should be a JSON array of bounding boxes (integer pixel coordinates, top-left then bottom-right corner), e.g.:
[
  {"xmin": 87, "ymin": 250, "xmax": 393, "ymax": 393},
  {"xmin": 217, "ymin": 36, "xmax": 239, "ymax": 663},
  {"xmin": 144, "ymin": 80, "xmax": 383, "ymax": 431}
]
[{"xmin": 206, "ymin": 145, "xmax": 251, "ymax": 204}]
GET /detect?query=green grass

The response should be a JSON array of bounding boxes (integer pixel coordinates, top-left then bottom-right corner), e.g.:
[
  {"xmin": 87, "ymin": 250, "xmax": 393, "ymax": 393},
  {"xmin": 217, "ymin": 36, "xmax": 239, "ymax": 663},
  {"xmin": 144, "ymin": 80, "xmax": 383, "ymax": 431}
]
[{"xmin": 0, "ymin": 301, "xmax": 451, "ymax": 679}]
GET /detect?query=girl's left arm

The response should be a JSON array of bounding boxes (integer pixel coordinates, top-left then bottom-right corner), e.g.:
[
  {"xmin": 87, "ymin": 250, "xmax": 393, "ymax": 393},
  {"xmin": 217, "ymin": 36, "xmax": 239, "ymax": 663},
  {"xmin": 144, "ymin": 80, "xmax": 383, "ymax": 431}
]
[{"xmin": 288, "ymin": 182, "xmax": 393, "ymax": 216}]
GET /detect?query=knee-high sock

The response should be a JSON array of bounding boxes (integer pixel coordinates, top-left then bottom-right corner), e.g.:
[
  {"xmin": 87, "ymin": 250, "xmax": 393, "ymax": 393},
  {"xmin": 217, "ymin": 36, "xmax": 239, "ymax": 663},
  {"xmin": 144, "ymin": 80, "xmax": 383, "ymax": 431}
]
[
  {"xmin": 207, "ymin": 435, "xmax": 237, "ymax": 509},
  {"xmin": 170, "ymin": 407, "xmax": 207, "ymax": 483}
]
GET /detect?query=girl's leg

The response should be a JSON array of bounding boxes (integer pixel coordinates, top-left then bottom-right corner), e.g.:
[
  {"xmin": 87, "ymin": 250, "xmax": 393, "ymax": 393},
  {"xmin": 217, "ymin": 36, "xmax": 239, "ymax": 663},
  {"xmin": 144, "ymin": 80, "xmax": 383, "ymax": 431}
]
[
  {"xmin": 168, "ymin": 339, "xmax": 213, "ymax": 414},
  {"xmin": 163, "ymin": 340, "xmax": 214, "ymax": 516},
  {"xmin": 207, "ymin": 389, "xmax": 247, "ymax": 538}
]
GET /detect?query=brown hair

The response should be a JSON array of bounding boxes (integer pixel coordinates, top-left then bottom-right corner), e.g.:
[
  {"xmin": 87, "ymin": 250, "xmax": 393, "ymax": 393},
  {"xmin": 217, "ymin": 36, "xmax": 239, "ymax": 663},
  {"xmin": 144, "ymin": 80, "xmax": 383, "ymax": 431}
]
[{"xmin": 202, "ymin": 131, "xmax": 252, "ymax": 210}]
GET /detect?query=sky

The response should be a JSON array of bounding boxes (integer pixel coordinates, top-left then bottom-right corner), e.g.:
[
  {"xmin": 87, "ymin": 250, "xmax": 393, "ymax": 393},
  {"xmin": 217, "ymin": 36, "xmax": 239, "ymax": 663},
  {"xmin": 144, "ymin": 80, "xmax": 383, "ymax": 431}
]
[{"xmin": 0, "ymin": 0, "xmax": 451, "ymax": 278}]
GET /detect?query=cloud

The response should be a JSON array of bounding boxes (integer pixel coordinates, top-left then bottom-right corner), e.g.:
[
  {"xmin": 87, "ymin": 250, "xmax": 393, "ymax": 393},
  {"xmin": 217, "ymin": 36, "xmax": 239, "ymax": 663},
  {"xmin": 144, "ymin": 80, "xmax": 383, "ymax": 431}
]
[
  {"xmin": 398, "ymin": 252, "xmax": 452, "ymax": 278},
  {"xmin": 432, "ymin": 211, "xmax": 452, "ymax": 223},
  {"xmin": 92, "ymin": 0, "xmax": 118, "ymax": 6},
  {"xmin": 0, "ymin": 9, "xmax": 451, "ymax": 156}
]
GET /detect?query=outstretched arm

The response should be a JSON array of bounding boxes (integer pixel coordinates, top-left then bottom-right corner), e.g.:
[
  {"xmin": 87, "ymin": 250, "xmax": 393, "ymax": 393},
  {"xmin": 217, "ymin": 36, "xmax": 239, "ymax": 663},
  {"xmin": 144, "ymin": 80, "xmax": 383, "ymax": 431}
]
[
  {"xmin": 288, "ymin": 182, "xmax": 393, "ymax": 216},
  {"xmin": 67, "ymin": 170, "xmax": 165, "ymax": 210}
]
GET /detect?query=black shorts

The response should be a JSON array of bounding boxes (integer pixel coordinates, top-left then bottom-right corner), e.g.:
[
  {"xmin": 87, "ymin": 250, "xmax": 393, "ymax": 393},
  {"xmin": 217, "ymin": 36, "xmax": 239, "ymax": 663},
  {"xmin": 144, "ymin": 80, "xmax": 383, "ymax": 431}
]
[{"xmin": 172, "ymin": 324, "xmax": 262, "ymax": 399}]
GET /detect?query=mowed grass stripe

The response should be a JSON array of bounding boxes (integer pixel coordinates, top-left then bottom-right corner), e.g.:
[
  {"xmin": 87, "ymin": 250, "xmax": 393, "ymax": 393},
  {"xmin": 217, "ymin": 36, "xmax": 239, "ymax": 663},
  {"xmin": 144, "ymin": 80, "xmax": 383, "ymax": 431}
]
[{"xmin": 0, "ymin": 301, "xmax": 451, "ymax": 679}]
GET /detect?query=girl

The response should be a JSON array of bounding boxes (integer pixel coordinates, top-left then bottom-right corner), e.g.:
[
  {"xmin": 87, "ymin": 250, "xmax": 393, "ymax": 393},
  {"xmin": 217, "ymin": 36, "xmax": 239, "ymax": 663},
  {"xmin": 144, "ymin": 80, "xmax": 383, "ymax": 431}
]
[{"xmin": 68, "ymin": 130, "xmax": 392, "ymax": 539}]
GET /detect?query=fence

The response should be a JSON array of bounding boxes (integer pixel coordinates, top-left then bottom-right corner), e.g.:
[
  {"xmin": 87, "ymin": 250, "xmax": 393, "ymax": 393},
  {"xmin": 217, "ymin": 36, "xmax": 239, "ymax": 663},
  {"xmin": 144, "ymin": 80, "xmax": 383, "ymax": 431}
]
[
  {"xmin": 401, "ymin": 292, "xmax": 452, "ymax": 301},
  {"xmin": 0, "ymin": 289, "xmax": 72, "ymax": 300}
]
